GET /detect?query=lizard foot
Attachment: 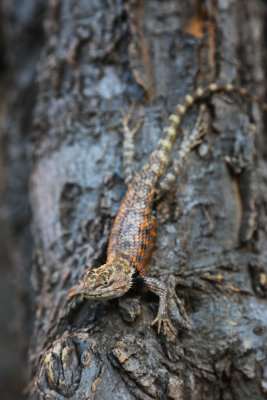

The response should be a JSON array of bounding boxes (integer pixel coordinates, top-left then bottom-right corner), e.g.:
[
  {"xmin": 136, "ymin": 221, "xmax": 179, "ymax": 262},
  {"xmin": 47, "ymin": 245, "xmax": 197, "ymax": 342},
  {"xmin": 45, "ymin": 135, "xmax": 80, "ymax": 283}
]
[
  {"xmin": 171, "ymin": 293, "xmax": 192, "ymax": 331},
  {"xmin": 120, "ymin": 102, "xmax": 143, "ymax": 137},
  {"xmin": 151, "ymin": 315, "xmax": 177, "ymax": 336},
  {"xmin": 67, "ymin": 280, "xmax": 83, "ymax": 300}
]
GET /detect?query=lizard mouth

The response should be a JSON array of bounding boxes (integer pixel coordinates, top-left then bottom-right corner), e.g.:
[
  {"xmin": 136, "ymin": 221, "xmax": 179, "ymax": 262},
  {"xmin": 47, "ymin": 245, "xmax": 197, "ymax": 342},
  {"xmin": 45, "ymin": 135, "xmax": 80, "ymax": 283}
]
[{"xmin": 82, "ymin": 283, "xmax": 129, "ymax": 300}]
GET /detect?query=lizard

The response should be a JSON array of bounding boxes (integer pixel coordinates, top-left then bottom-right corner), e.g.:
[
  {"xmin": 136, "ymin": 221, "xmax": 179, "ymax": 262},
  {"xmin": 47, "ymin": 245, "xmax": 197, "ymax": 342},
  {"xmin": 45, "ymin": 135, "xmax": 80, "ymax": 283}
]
[{"xmin": 69, "ymin": 83, "xmax": 267, "ymax": 337}]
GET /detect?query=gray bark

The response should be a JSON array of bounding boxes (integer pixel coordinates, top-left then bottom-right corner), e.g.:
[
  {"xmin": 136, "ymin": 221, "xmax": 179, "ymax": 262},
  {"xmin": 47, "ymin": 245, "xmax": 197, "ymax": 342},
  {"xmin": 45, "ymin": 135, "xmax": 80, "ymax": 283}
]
[{"xmin": 27, "ymin": 0, "xmax": 267, "ymax": 399}]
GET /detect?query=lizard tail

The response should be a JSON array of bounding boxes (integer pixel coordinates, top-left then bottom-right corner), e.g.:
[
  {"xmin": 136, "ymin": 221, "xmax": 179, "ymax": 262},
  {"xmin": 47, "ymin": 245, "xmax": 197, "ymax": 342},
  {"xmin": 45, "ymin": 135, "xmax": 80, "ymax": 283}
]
[{"xmin": 144, "ymin": 82, "xmax": 267, "ymax": 183}]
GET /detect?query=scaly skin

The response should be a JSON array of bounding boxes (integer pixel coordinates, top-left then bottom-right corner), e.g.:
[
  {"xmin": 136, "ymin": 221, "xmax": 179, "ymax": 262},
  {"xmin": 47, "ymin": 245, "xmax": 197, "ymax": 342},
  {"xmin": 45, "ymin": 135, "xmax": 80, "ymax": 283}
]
[{"xmin": 69, "ymin": 83, "xmax": 267, "ymax": 338}]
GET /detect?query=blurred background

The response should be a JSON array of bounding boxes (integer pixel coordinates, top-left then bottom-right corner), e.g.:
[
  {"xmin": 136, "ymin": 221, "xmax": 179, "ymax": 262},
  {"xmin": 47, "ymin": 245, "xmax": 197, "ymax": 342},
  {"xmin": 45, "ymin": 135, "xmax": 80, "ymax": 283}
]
[{"xmin": 0, "ymin": 1, "xmax": 45, "ymax": 398}]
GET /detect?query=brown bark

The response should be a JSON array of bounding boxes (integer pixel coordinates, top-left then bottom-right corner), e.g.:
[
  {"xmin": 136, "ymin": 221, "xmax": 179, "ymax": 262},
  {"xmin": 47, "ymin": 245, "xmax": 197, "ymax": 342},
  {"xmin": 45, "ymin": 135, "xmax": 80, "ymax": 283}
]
[{"xmin": 23, "ymin": 0, "xmax": 267, "ymax": 398}]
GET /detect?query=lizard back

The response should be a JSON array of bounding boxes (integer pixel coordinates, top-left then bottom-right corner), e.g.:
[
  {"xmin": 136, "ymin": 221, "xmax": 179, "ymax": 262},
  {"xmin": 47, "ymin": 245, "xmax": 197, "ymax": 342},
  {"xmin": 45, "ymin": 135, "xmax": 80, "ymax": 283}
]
[
  {"xmin": 106, "ymin": 121, "xmax": 178, "ymax": 275},
  {"xmin": 107, "ymin": 171, "xmax": 159, "ymax": 275}
]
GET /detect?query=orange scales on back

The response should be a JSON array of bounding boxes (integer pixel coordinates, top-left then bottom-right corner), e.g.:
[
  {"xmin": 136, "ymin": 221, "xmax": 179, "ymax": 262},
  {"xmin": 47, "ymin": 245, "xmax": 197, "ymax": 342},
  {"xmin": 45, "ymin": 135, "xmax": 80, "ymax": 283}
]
[{"xmin": 106, "ymin": 172, "xmax": 158, "ymax": 276}]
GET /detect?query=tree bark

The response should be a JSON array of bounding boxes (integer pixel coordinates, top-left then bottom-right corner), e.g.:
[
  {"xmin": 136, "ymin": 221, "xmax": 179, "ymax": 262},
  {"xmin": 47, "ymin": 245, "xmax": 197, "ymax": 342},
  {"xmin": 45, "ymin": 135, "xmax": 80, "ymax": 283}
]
[{"xmin": 28, "ymin": 0, "xmax": 267, "ymax": 399}]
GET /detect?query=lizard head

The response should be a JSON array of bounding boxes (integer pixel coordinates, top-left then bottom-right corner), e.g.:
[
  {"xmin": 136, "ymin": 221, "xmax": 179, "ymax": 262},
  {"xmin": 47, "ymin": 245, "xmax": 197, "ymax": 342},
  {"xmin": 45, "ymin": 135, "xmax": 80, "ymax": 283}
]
[{"xmin": 81, "ymin": 258, "xmax": 135, "ymax": 300}]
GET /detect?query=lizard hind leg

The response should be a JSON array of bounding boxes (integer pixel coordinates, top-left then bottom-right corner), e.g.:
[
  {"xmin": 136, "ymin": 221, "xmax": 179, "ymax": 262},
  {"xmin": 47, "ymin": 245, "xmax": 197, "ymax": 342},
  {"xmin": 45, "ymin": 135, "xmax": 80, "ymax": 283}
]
[{"xmin": 120, "ymin": 103, "xmax": 143, "ymax": 185}]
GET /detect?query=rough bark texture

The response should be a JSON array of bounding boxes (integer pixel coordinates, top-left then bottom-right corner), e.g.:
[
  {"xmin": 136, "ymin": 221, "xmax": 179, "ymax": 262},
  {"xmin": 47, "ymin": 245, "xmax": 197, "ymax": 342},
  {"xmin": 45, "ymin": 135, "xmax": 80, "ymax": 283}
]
[{"xmin": 8, "ymin": 0, "xmax": 267, "ymax": 398}]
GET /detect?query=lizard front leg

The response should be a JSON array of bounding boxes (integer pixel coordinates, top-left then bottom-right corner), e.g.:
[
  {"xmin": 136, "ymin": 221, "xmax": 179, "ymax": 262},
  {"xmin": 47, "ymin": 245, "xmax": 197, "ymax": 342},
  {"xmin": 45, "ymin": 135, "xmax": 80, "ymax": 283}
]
[
  {"xmin": 140, "ymin": 275, "xmax": 191, "ymax": 337},
  {"xmin": 68, "ymin": 280, "xmax": 83, "ymax": 299}
]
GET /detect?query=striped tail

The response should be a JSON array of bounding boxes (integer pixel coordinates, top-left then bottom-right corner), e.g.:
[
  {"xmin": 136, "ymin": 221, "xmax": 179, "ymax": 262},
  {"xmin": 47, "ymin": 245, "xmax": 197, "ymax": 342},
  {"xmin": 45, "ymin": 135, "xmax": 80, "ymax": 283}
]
[{"xmin": 142, "ymin": 82, "xmax": 267, "ymax": 184}]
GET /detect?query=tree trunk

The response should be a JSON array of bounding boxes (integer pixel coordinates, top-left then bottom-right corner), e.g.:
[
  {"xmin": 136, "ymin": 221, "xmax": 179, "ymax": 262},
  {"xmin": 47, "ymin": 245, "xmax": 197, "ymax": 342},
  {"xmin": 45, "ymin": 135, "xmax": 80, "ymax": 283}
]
[{"xmin": 28, "ymin": 0, "xmax": 267, "ymax": 399}]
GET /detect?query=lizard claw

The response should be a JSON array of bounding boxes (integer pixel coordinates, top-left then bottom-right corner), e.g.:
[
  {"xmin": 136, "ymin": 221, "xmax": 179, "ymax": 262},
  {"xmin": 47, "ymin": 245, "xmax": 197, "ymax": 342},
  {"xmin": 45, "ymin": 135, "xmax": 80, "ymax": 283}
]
[
  {"xmin": 120, "ymin": 102, "xmax": 143, "ymax": 137},
  {"xmin": 151, "ymin": 292, "xmax": 191, "ymax": 338},
  {"xmin": 169, "ymin": 293, "xmax": 192, "ymax": 331},
  {"xmin": 151, "ymin": 316, "xmax": 177, "ymax": 336}
]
